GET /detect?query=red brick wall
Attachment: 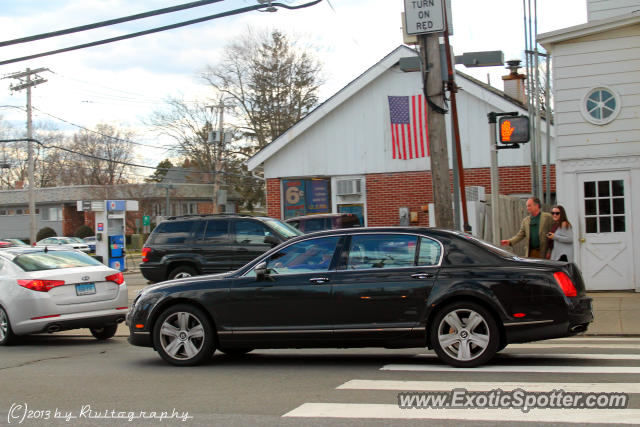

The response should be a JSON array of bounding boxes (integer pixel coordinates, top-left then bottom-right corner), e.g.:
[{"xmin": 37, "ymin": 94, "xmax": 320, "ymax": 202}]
[
  {"xmin": 266, "ymin": 178, "xmax": 281, "ymax": 219},
  {"xmin": 366, "ymin": 171, "xmax": 435, "ymax": 227},
  {"xmin": 197, "ymin": 202, "xmax": 215, "ymax": 215},
  {"xmin": 265, "ymin": 165, "xmax": 556, "ymax": 226},
  {"xmin": 62, "ymin": 204, "xmax": 85, "ymax": 236}
]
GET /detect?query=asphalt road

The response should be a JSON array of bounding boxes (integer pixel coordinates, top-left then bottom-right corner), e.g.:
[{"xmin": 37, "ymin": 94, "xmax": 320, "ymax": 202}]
[{"xmin": 1, "ymin": 273, "xmax": 639, "ymax": 426}]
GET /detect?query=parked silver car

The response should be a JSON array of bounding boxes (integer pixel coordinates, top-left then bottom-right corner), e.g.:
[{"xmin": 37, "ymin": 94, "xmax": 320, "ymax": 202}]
[
  {"xmin": 35, "ymin": 236, "xmax": 91, "ymax": 253},
  {"xmin": 0, "ymin": 247, "xmax": 128, "ymax": 345}
]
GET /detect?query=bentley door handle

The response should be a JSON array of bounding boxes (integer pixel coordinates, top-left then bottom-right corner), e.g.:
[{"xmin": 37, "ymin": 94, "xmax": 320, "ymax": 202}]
[
  {"xmin": 411, "ymin": 273, "xmax": 434, "ymax": 280},
  {"xmin": 309, "ymin": 277, "xmax": 330, "ymax": 284}
]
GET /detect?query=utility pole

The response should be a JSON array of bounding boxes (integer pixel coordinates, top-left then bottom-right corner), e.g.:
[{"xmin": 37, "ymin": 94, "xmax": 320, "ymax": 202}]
[
  {"xmin": 3, "ymin": 67, "xmax": 49, "ymax": 244},
  {"xmin": 420, "ymin": 33, "xmax": 454, "ymax": 229},
  {"xmin": 443, "ymin": 8, "xmax": 470, "ymax": 233},
  {"xmin": 207, "ymin": 98, "xmax": 231, "ymax": 214},
  {"xmin": 215, "ymin": 99, "xmax": 224, "ymax": 214}
]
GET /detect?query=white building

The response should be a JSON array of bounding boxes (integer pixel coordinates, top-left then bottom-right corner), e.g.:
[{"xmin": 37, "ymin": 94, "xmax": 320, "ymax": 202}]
[
  {"xmin": 248, "ymin": 45, "xmax": 554, "ymax": 235},
  {"xmin": 539, "ymin": 1, "xmax": 640, "ymax": 291}
]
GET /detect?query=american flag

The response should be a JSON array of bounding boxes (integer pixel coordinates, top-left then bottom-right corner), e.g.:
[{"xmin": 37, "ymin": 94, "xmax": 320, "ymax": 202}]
[{"xmin": 388, "ymin": 95, "xmax": 430, "ymax": 159}]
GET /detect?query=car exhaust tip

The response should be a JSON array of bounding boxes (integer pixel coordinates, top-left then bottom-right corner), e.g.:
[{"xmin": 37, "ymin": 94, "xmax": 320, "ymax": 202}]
[
  {"xmin": 116, "ymin": 317, "xmax": 125, "ymax": 324},
  {"xmin": 47, "ymin": 324, "xmax": 61, "ymax": 333},
  {"xmin": 570, "ymin": 324, "xmax": 588, "ymax": 333}
]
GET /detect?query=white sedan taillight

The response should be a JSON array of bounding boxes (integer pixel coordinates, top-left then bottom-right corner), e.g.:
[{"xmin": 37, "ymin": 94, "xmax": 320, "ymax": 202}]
[
  {"xmin": 105, "ymin": 272, "xmax": 124, "ymax": 285},
  {"xmin": 18, "ymin": 279, "xmax": 65, "ymax": 292}
]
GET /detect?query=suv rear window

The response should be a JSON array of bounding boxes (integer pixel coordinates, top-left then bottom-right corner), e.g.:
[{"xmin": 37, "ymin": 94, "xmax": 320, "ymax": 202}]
[
  {"xmin": 264, "ymin": 219, "xmax": 303, "ymax": 239},
  {"xmin": 149, "ymin": 221, "xmax": 196, "ymax": 245},
  {"xmin": 13, "ymin": 251, "xmax": 103, "ymax": 272}
]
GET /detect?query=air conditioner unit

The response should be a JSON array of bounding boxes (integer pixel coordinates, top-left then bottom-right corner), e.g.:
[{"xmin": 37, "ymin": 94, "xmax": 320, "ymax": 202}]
[
  {"xmin": 336, "ymin": 179, "xmax": 362, "ymax": 196},
  {"xmin": 465, "ymin": 186, "xmax": 486, "ymax": 202}
]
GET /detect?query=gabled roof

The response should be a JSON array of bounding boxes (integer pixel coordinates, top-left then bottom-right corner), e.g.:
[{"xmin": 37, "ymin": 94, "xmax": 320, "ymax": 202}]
[
  {"xmin": 247, "ymin": 45, "xmax": 530, "ymax": 171},
  {"xmin": 538, "ymin": 11, "xmax": 640, "ymax": 48}
]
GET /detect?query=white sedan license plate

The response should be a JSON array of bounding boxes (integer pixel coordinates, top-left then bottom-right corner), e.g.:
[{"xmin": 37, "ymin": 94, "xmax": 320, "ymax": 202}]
[{"xmin": 76, "ymin": 283, "xmax": 96, "ymax": 296}]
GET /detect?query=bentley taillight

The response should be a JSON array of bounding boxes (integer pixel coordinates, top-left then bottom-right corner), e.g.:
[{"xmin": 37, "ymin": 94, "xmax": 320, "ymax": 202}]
[{"xmin": 554, "ymin": 271, "xmax": 577, "ymax": 297}]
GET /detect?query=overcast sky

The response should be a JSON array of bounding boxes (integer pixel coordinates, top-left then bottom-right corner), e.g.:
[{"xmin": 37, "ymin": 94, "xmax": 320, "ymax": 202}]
[{"xmin": 0, "ymin": 0, "xmax": 588, "ymax": 175}]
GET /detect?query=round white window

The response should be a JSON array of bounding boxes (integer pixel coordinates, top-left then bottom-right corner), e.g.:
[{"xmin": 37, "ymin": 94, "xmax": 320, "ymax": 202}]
[{"xmin": 581, "ymin": 87, "xmax": 621, "ymax": 125}]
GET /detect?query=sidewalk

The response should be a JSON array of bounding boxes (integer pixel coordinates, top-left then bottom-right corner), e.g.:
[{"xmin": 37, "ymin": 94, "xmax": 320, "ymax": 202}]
[{"xmin": 587, "ymin": 292, "xmax": 640, "ymax": 335}]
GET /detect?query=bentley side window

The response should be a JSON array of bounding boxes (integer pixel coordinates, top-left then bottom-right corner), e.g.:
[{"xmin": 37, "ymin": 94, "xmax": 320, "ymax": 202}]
[
  {"xmin": 347, "ymin": 234, "xmax": 418, "ymax": 270},
  {"xmin": 418, "ymin": 237, "xmax": 442, "ymax": 266},
  {"xmin": 260, "ymin": 236, "xmax": 340, "ymax": 275}
]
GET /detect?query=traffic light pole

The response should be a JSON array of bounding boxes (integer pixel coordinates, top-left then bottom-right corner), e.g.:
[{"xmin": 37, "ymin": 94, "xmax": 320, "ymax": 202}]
[{"xmin": 488, "ymin": 111, "xmax": 520, "ymax": 245}]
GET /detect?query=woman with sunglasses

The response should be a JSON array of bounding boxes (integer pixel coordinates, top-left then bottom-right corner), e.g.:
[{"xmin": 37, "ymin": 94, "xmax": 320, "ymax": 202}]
[{"xmin": 547, "ymin": 205, "xmax": 573, "ymax": 262}]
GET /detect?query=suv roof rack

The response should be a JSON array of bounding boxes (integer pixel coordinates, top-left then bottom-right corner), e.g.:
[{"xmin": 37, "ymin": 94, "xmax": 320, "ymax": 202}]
[{"xmin": 165, "ymin": 213, "xmax": 255, "ymax": 220}]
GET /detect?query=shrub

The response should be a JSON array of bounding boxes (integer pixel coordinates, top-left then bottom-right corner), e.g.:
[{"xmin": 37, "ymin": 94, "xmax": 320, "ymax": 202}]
[
  {"xmin": 74, "ymin": 225, "xmax": 94, "ymax": 239},
  {"xmin": 36, "ymin": 227, "xmax": 57, "ymax": 242}
]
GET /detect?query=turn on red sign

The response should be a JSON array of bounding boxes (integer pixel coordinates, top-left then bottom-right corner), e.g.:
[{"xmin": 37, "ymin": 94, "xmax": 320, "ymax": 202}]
[{"xmin": 404, "ymin": 0, "xmax": 445, "ymax": 35}]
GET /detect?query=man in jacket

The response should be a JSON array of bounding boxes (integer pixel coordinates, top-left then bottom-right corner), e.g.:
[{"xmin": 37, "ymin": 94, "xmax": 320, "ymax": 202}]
[{"xmin": 501, "ymin": 197, "xmax": 554, "ymax": 258}]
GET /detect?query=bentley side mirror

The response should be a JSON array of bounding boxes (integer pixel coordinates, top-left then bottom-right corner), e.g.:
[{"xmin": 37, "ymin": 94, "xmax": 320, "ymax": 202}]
[{"xmin": 255, "ymin": 261, "xmax": 269, "ymax": 281}]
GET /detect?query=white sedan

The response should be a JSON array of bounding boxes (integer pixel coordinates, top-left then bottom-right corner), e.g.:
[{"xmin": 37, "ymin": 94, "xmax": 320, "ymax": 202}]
[
  {"xmin": 0, "ymin": 247, "xmax": 128, "ymax": 345},
  {"xmin": 35, "ymin": 236, "xmax": 91, "ymax": 253}
]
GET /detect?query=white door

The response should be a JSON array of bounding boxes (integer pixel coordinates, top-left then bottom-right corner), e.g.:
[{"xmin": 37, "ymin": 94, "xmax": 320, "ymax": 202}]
[{"xmin": 577, "ymin": 171, "xmax": 633, "ymax": 290}]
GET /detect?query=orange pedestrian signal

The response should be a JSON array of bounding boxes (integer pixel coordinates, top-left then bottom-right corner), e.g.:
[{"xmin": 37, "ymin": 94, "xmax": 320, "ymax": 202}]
[{"xmin": 498, "ymin": 116, "xmax": 529, "ymax": 143}]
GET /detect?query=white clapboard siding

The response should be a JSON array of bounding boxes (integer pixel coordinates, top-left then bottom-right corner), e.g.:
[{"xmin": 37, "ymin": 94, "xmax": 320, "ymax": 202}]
[
  {"xmin": 553, "ymin": 34, "xmax": 640, "ymax": 57},
  {"xmin": 555, "ymin": 82, "xmax": 640, "ymax": 103},
  {"xmin": 588, "ymin": 0, "xmax": 640, "ymax": 21},
  {"xmin": 555, "ymin": 70, "xmax": 639, "ymax": 90},
  {"xmin": 557, "ymin": 108, "xmax": 640, "ymax": 125},
  {"xmin": 558, "ymin": 128, "xmax": 640, "ymax": 148},
  {"xmin": 555, "ymin": 94, "xmax": 640, "ymax": 114},
  {"xmin": 554, "ymin": 59, "xmax": 640, "ymax": 79},
  {"xmin": 550, "ymin": 20, "xmax": 639, "ymax": 161},
  {"xmin": 553, "ymin": 46, "xmax": 640, "ymax": 68},
  {"xmin": 558, "ymin": 118, "xmax": 640, "ymax": 137}
]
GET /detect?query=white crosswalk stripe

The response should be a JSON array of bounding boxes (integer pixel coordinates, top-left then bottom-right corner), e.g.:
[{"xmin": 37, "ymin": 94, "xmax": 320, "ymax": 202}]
[
  {"xmin": 283, "ymin": 338, "xmax": 640, "ymax": 424},
  {"xmin": 494, "ymin": 343, "xmax": 640, "ymax": 349},
  {"xmin": 552, "ymin": 337, "xmax": 640, "ymax": 342},
  {"xmin": 337, "ymin": 380, "xmax": 640, "ymax": 393},
  {"xmin": 283, "ymin": 404, "xmax": 640, "ymax": 424},
  {"xmin": 414, "ymin": 352, "xmax": 640, "ymax": 360},
  {"xmin": 380, "ymin": 364, "xmax": 640, "ymax": 373}
]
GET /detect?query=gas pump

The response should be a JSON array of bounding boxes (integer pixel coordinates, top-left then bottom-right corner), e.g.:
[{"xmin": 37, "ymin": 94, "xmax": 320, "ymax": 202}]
[{"xmin": 91, "ymin": 200, "xmax": 138, "ymax": 272}]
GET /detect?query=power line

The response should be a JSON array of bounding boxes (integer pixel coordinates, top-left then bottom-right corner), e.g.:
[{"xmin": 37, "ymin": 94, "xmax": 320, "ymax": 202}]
[
  {"xmin": 0, "ymin": 138, "xmax": 262, "ymax": 180},
  {"xmin": 0, "ymin": 0, "xmax": 226, "ymax": 47},
  {"xmin": 2, "ymin": 104, "xmax": 169, "ymax": 151},
  {"xmin": 0, "ymin": 1, "xmax": 324, "ymax": 66},
  {"xmin": 50, "ymin": 71, "xmax": 202, "ymax": 104}
]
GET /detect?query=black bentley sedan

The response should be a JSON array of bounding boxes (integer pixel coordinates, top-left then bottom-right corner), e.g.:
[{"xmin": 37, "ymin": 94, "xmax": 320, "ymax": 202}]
[{"xmin": 127, "ymin": 227, "xmax": 593, "ymax": 367}]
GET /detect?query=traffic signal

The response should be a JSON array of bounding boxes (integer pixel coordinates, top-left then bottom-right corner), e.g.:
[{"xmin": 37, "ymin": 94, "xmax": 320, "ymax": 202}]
[{"xmin": 498, "ymin": 116, "xmax": 530, "ymax": 143}]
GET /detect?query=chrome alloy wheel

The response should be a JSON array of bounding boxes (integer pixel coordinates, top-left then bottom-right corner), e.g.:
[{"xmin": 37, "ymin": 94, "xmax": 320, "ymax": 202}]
[
  {"xmin": 173, "ymin": 272, "xmax": 192, "ymax": 279},
  {"xmin": 159, "ymin": 312, "xmax": 205, "ymax": 361},
  {"xmin": 437, "ymin": 309, "xmax": 490, "ymax": 362},
  {"xmin": 0, "ymin": 309, "xmax": 8, "ymax": 342}
]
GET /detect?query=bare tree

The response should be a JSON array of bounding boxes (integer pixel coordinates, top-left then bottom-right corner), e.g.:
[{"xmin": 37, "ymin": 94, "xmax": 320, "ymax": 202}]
[
  {"xmin": 202, "ymin": 28, "xmax": 323, "ymax": 149},
  {"xmin": 147, "ymin": 98, "xmax": 217, "ymax": 175},
  {"xmin": 63, "ymin": 124, "xmax": 136, "ymax": 186},
  {"xmin": 0, "ymin": 118, "xmax": 66, "ymax": 189},
  {"xmin": 148, "ymin": 29, "xmax": 323, "ymax": 211}
]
